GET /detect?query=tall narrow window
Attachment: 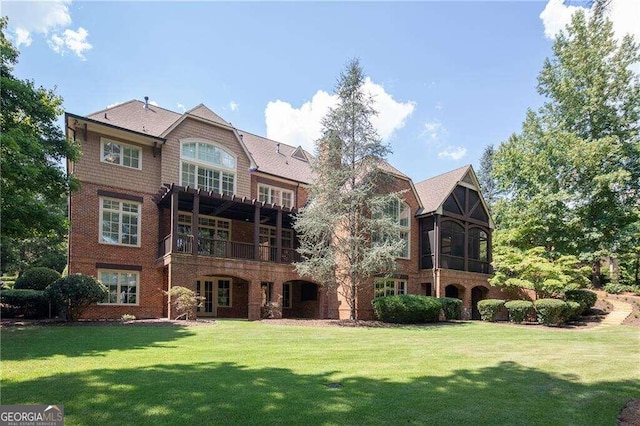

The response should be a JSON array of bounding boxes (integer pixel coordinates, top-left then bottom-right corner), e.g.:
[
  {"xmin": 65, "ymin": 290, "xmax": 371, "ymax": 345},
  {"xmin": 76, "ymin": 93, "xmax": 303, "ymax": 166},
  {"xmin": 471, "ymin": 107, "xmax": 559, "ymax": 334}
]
[
  {"xmin": 375, "ymin": 199, "xmax": 411, "ymax": 259},
  {"xmin": 100, "ymin": 198, "xmax": 141, "ymax": 246},
  {"xmin": 217, "ymin": 280, "xmax": 231, "ymax": 307},
  {"xmin": 180, "ymin": 140, "xmax": 236, "ymax": 195},
  {"xmin": 282, "ymin": 283, "xmax": 292, "ymax": 308}
]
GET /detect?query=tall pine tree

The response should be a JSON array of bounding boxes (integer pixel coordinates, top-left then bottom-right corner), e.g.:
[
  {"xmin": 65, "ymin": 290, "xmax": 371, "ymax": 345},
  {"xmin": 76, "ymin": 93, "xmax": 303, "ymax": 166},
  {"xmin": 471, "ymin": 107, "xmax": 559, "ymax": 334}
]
[{"xmin": 294, "ymin": 59, "xmax": 404, "ymax": 320}]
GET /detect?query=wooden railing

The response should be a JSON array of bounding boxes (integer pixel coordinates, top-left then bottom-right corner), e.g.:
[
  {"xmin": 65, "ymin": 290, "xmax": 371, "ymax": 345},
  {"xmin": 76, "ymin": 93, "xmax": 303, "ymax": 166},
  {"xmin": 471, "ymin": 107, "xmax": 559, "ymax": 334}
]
[{"xmin": 158, "ymin": 234, "xmax": 301, "ymax": 264}]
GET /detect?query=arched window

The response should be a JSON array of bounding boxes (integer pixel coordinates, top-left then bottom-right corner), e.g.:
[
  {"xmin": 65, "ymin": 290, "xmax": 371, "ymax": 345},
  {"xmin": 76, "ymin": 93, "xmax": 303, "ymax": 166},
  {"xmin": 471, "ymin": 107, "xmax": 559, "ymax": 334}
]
[
  {"xmin": 180, "ymin": 140, "xmax": 236, "ymax": 195},
  {"xmin": 440, "ymin": 220, "xmax": 464, "ymax": 270}
]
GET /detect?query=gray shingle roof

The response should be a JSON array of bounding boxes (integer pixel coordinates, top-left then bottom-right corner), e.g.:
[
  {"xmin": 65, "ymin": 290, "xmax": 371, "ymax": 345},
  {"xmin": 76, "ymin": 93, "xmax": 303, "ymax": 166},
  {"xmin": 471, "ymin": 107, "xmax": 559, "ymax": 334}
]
[
  {"xmin": 239, "ymin": 131, "xmax": 315, "ymax": 184},
  {"xmin": 186, "ymin": 104, "xmax": 230, "ymax": 127},
  {"xmin": 88, "ymin": 100, "xmax": 181, "ymax": 137},
  {"xmin": 414, "ymin": 165, "xmax": 471, "ymax": 214}
]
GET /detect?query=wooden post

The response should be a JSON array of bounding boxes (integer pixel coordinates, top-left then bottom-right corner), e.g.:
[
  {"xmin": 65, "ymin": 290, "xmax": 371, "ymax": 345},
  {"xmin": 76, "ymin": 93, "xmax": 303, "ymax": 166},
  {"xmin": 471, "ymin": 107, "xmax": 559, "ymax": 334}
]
[{"xmin": 192, "ymin": 193, "xmax": 199, "ymax": 256}]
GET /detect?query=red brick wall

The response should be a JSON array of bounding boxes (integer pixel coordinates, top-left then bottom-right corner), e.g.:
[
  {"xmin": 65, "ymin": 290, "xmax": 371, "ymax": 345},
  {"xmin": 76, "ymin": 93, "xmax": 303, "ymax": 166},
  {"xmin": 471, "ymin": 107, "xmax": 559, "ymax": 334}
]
[{"xmin": 69, "ymin": 181, "xmax": 164, "ymax": 319}]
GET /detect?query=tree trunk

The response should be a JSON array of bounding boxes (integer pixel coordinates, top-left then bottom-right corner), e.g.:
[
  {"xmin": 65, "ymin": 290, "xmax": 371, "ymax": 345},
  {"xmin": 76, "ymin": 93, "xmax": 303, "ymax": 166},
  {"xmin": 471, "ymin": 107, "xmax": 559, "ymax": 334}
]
[{"xmin": 592, "ymin": 260, "xmax": 601, "ymax": 287}]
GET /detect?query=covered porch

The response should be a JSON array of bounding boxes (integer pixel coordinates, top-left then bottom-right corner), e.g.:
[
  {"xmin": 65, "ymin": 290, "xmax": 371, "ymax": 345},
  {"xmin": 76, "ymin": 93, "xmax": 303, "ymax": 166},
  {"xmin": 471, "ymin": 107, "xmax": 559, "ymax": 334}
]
[{"xmin": 154, "ymin": 184, "xmax": 302, "ymax": 264}]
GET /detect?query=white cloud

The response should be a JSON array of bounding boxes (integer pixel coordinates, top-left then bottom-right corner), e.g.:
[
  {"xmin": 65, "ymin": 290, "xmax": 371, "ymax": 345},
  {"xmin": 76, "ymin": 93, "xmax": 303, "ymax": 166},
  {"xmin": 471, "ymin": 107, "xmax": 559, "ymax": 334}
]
[
  {"xmin": 106, "ymin": 101, "xmax": 126, "ymax": 109},
  {"xmin": 265, "ymin": 77, "xmax": 415, "ymax": 153},
  {"xmin": 438, "ymin": 146, "xmax": 467, "ymax": 160},
  {"xmin": 229, "ymin": 101, "xmax": 239, "ymax": 112},
  {"xmin": 149, "ymin": 100, "xmax": 159, "ymax": 107},
  {"xmin": 177, "ymin": 103, "xmax": 186, "ymax": 113},
  {"xmin": 3, "ymin": 0, "xmax": 92, "ymax": 59},
  {"xmin": 423, "ymin": 120, "xmax": 444, "ymax": 141},
  {"xmin": 540, "ymin": 0, "xmax": 639, "ymax": 43}
]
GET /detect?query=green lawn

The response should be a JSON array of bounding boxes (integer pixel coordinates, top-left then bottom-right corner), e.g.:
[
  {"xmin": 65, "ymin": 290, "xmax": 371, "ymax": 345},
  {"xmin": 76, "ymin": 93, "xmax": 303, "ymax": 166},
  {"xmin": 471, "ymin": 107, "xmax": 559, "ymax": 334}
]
[{"xmin": 1, "ymin": 321, "xmax": 639, "ymax": 425}]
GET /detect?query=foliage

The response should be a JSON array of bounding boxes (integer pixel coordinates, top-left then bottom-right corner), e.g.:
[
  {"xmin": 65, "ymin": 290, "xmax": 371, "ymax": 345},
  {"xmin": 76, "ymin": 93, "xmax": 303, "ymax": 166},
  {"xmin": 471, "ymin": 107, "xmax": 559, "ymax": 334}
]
[
  {"xmin": 477, "ymin": 299, "xmax": 506, "ymax": 322},
  {"xmin": 603, "ymin": 283, "xmax": 638, "ymax": 295},
  {"xmin": 0, "ymin": 289, "xmax": 49, "ymax": 318},
  {"xmin": 490, "ymin": 246, "xmax": 591, "ymax": 298},
  {"xmin": 14, "ymin": 267, "xmax": 61, "ymax": 291},
  {"xmin": 566, "ymin": 301, "xmax": 584, "ymax": 322},
  {"xmin": 371, "ymin": 295, "xmax": 442, "ymax": 324},
  {"xmin": 439, "ymin": 297, "xmax": 462, "ymax": 320},
  {"xmin": 491, "ymin": 2, "xmax": 640, "ymax": 286},
  {"xmin": 44, "ymin": 274, "xmax": 107, "ymax": 321},
  {"xmin": 121, "ymin": 314, "xmax": 136, "ymax": 322},
  {"xmin": 564, "ymin": 289, "xmax": 597, "ymax": 311},
  {"xmin": 534, "ymin": 298, "xmax": 569, "ymax": 326},
  {"xmin": 477, "ymin": 144, "xmax": 499, "ymax": 209},
  {"xmin": 0, "ymin": 18, "xmax": 80, "ymax": 241},
  {"xmin": 165, "ymin": 286, "xmax": 204, "ymax": 320},
  {"xmin": 294, "ymin": 58, "xmax": 404, "ymax": 320},
  {"xmin": 261, "ymin": 301, "xmax": 282, "ymax": 319},
  {"xmin": 504, "ymin": 300, "xmax": 534, "ymax": 324}
]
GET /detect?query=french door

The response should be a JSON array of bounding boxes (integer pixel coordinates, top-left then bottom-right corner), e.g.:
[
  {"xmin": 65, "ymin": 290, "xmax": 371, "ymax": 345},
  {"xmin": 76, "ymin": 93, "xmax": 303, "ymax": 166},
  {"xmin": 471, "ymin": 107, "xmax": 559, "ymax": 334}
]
[{"xmin": 196, "ymin": 278, "xmax": 231, "ymax": 316}]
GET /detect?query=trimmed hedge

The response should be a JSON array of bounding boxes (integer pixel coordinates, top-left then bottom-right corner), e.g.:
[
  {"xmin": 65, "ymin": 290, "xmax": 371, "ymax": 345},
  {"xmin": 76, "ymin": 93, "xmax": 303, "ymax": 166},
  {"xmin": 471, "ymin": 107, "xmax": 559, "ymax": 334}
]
[
  {"xmin": 372, "ymin": 295, "xmax": 442, "ymax": 324},
  {"xmin": 564, "ymin": 289, "xmax": 597, "ymax": 312},
  {"xmin": 14, "ymin": 267, "xmax": 61, "ymax": 291},
  {"xmin": 504, "ymin": 300, "xmax": 534, "ymax": 324},
  {"xmin": 0, "ymin": 289, "xmax": 49, "ymax": 318},
  {"xmin": 439, "ymin": 297, "xmax": 462, "ymax": 320},
  {"xmin": 534, "ymin": 298, "xmax": 568, "ymax": 326},
  {"xmin": 566, "ymin": 300, "xmax": 584, "ymax": 322},
  {"xmin": 44, "ymin": 274, "xmax": 107, "ymax": 321},
  {"xmin": 477, "ymin": 299, "xmax": 506, "ymax": 322}
]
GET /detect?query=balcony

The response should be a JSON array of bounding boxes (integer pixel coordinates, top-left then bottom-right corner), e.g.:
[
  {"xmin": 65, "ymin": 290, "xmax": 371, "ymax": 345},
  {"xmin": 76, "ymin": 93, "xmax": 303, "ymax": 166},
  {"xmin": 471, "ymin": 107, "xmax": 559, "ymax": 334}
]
[{"xmin": 158, "ymin": 234, "xmax": 302, "ymax": 264}]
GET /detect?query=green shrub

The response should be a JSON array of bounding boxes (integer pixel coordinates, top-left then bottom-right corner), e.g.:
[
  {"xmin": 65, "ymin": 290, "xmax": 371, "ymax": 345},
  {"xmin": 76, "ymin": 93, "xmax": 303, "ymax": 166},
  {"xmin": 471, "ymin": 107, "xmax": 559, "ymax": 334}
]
[
  {"xmin": 44, "ymin": 274, "xmax": 107, "ymax": 321},
  {"xmin": 372, "ymin": 295, "xmax": 442, "ymax": 324},
  {"xmin": 14, "ymin": 267, "xmax": 61, "ymax": 291},
  {"xmin": 534, "ymin": 298, "xmax": 569, "ymax": 326},
  {"xmin": 477, "ymin": 299, "xmax": 506, "ymax": 322},
  {"xmin": 439, "ymin": 297, "xmax": 462, "ymax": 320},
  {"xmin": 504, "ymin": 300, "xmax": 534, "ymax": 323},
  {"xmin": 566, "ymin": 301, "xmax": 584, "ymax": 322},
  {"xmin": 603, "ymin": 283, "xmax": 633, "ymax": 294},
  {"xmin": 564, "ymin": 289, "xmax": 597, "ymax": 312},
  {"xmin": 0, "ymin": 289, "xmax": 49, "ymax": 318}
]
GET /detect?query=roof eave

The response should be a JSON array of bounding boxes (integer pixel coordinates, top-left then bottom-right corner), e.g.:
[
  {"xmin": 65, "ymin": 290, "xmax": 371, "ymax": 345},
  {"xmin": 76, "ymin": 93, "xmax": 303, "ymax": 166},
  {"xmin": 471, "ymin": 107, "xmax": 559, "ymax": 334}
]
[{"xmin": 65, "ymin": 112, "xmax": 167, "ymax": 146}]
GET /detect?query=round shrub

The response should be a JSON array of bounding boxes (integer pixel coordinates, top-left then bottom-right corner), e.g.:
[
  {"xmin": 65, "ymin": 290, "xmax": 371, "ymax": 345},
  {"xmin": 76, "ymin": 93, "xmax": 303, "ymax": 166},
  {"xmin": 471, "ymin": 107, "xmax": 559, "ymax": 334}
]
[
  {"xmin": 14, "ymin": 267, "xmax": 61, "ymax": 291},
  {"xmin": 0, "ymin": 289, "xmax": 49, "ymax": 318},
  {"xmin": 534, "ymin": 298, "xmax": 569, "ymax": 326},
  {"xmin": 439, "ymin": 297, "xmax": 462, "ymax": 320},
  {"xmin": 564, "ymin": 289, "xmax": 597, "ymax": 312},
  {"xmin": 372, "ymin": 295, "xmax": 442, "ymax": 324},
  {"xmin": 504, "ymin": 300, "xmax": 534, "ymax": 324},
  {"xmin": 566, "ymin": 301, "xmax": 584, "ymax": 322},
  {"xmin": 44, "ymin": 274, "xmax": 107, "ymax": 321},
  {"xmin": 477, "ymin": 299, "xmax": 506, "ymax": 322}
]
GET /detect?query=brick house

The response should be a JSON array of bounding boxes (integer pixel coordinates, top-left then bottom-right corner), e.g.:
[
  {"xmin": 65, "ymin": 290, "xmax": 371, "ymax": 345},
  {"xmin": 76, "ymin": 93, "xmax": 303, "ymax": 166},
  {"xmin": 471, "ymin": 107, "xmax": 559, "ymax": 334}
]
[{"xmin": 65, "ymin": 99, "xmax": 506, "ymax": 321}]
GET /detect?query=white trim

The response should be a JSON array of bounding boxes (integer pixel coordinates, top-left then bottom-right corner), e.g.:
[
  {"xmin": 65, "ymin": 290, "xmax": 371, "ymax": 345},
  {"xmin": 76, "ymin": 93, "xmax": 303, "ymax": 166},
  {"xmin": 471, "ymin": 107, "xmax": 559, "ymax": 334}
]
[
  {"xmin": 179, "ymin": 139, "xmax": 237, "ymax": 195},
  {"xmin": 398, "ymin": 202, "xmax": 411, "ymax": 260},
  {"xmin": 374, "ymin": 278, "xmax": 407, "ymax": 298},
  {"xmin": 97, "ymin": 269, "xmax": 140, "ymax": 306},
  {"xmin": 100, "ymin": 137, "xmax": 142, "ymax": 170},
  {"xmin": 98, "ymin": 197, "xmax": 142, "ymax": 247}
]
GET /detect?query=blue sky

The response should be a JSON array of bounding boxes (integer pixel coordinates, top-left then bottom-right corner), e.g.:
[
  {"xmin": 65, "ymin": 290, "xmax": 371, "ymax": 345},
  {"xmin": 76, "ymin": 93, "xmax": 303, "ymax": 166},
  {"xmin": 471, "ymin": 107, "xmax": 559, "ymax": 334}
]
[{"xmin": 4, "ymin": 0, "xmax": 639, "ymax": 182}]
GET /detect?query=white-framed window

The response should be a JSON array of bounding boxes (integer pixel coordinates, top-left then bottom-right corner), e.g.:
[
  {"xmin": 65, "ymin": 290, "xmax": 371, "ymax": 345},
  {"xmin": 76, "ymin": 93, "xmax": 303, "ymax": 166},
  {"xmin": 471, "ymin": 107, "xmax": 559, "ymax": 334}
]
[
  {"xmin": 180, "ymin": 140, "xmax": 236, "ymax": 195},
  {"xmin": 258, "ymin": 184, "xmax": 294, "ymax": 208},
  {"xmin": 99, "ymin": 270, "xmax": 139, "ymax": 305},
  {"xmin": 217, "ymin": 279, "xmax": 231, "ymax": 307},
  {"xmin": 283, "ymin": 282, "xmax": 292, "ymax": 308},
  {"xmin": 101, "ymin": 138, "xmax": 141, "ymax": 169},
  {"xmin": 376, "ymin": 199, "xmax": 411, "ymax": 259},
  {"xmin": 374, "ymin": 279, "xmax": 407, "ymax": 298},
  {"xmin": 100, "ymin": 198, "xmax": 141, "ymax": 246}
]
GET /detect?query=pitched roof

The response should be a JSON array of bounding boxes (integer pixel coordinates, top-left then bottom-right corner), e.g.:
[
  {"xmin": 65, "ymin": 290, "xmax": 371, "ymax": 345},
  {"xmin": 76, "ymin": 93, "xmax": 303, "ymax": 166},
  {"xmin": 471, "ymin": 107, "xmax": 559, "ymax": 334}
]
[
  {"xmin": 238, "ymin": 131, "xmax": 315, "ymax": 184},
  {"xmin": 88, "ymin": 100, "xmax": 181, "ymax": 137},
  {"xmin": 186, "ymin": 104, "xmax": 230, "ymax": 127},
  {"xmin": 414, "ymin": 165, "xmax": 471, "ymax": 214}
]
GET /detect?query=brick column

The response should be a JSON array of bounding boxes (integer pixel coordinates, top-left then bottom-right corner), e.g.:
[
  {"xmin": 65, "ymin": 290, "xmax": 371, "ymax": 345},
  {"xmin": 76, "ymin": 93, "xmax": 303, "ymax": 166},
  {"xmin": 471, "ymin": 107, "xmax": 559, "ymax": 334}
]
[
  {"xmin": 248, "ymin": 280, "xmax": 262, "ymax": 320},
  {"xmin": 171, "ymin": 188, "xmax": 179, "ymax": 253},
  {"xmin": 276, "ymin": 209, "xmax": 282, "ymax": 263},
  {"xmin": 254, "ymin": 205, "xmax": 261, "ymax": 260},
  {"xmin": 273, "ymin": 280, "xmax": 284, "ymax": 319}
]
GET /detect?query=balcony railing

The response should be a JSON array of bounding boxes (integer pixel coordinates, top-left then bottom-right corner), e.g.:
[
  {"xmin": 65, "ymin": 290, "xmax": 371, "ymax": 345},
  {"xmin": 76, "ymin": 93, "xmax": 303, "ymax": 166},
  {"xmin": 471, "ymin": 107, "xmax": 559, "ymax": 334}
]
[{"xmin": 158, "ymin": 234, "xmax": 302, "ymax": 264}]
